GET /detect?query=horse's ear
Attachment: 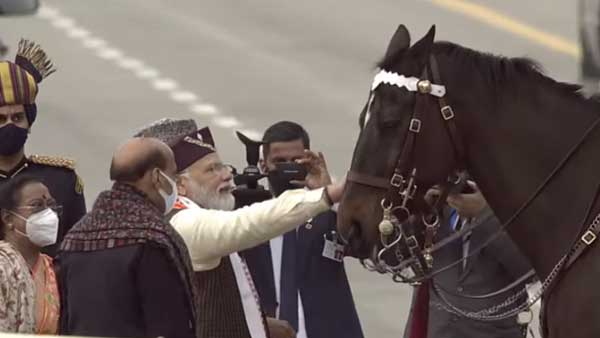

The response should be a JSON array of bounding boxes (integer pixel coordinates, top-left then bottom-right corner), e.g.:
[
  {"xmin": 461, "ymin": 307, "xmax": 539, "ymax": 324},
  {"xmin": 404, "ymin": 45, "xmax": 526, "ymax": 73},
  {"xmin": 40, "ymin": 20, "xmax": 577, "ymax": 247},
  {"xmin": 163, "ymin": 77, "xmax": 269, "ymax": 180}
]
[
  {"xmin": 384, "ymin": 24, "xmax": 411, "ymax": 58},
  {"xmin": 410, "ymin": 25, "xmax": 436, "ymax": 57}
]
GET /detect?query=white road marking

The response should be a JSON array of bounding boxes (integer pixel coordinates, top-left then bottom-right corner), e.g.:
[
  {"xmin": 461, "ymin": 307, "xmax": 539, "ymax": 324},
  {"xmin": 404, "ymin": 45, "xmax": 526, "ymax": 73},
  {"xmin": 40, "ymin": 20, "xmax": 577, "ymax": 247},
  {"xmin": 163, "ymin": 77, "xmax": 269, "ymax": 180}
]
[
  {"xmin": 36, "ymin": 7, "xmax": 60, "ymax": 19},
  {"xmin": 190, "ymin": 103, "xmax": 219, "ymax": 116},
  {"xmin": 170, "ymin": 91, "xmax": 198, "ymax": 103},
  {"xmin": 97, "ymin": 48, "xmax": 123, "ymax": 60},
  {"xmin": 66, "ymin": 27, "xmax": 91, "ymax": 39},
  {"xmin": 51, "ymin": 17, "xmax": 75, "ymax": 30},
  {"xmin": 82, "ymin": 37, "xmax": 107, "ymax": 49},
  {"xmin": 152, "ymin": 78, "xmax": 178, "ymax": 91},
  {"xmin": 213, "ymin": 116, "xmax": 241, "ymax": 128},
  {"xmin": 135, "ymin": 67, "xmax": 160, "ymax": 80},
  {"xmin": 116, "ymin": 57, "xmax": 145, "ymax": 71},
  {"xmin": 38, "ymin": 4, "xmax": 258, "ymax": 135}
]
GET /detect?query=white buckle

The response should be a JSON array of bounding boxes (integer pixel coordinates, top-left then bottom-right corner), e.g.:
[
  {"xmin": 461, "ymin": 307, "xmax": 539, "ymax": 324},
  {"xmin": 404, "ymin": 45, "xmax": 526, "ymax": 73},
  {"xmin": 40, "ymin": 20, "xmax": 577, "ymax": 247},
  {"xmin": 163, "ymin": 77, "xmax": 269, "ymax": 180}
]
[
  {"xmin": 582, "ymin": 230, "xmax": 597, "ymax": 245},
  {"xmin": 409, "ymin": 118, "xmax": 421, "ymax": 133},
  {"xmin": 441, "ymin": 106, "xmax": 455, "ymax": 120}
]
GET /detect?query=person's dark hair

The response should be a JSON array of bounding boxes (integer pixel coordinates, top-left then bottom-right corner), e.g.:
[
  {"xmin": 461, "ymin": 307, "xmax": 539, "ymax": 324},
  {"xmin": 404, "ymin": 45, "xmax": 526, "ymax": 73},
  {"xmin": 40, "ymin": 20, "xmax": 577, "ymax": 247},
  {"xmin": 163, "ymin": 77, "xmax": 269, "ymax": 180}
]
[
  {"xmin": 109, "ymin": 147, "xmax": 168, "ymax": 182},
  {"xmin": 262, "ymin": 121, "xmax": 310, "ymax": 158},
  {"xmin": 0, "ymin": 175, "xmax": 44, "ymax": 239}
]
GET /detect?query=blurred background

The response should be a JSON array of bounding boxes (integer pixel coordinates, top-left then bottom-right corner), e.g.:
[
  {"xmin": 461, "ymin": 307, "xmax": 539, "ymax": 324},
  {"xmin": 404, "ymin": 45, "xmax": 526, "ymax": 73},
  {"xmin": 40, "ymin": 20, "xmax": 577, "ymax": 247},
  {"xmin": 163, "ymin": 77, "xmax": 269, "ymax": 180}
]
[{"xmin": 0, "ymin": 0, "xmax": 585, "ymax": 336}]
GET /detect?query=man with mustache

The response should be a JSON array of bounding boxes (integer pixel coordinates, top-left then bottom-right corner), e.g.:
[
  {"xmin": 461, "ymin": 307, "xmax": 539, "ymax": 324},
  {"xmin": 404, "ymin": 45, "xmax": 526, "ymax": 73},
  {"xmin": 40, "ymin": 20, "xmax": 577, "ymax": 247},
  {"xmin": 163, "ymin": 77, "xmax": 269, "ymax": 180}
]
[{"xmin": 135, "ymin": 118, "xmax": 343, "ymax": 338}]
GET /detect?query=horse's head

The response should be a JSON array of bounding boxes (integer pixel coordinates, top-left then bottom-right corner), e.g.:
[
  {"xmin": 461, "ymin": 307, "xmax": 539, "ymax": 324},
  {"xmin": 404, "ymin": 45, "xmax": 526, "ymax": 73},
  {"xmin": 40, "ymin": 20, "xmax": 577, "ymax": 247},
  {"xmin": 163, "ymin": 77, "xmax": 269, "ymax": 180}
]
[{"xmin": 338, "ymin": 25, "xmax": 462, "ymax": 266}]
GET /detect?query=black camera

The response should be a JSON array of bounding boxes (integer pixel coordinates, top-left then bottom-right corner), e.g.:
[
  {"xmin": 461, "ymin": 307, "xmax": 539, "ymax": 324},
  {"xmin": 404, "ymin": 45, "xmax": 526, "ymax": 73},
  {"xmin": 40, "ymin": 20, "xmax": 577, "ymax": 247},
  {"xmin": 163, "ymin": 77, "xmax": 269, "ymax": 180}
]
[
  {"xmin": 231, "ymin": 131, "xmax": 272, "ymax": 208},
  {"xmin": 232, "ymin": 131, "xmax": 266, "ymax": 189},
  {"xmin": 272, "ymin": 162, "xmax": 307, "ymax": 182}
]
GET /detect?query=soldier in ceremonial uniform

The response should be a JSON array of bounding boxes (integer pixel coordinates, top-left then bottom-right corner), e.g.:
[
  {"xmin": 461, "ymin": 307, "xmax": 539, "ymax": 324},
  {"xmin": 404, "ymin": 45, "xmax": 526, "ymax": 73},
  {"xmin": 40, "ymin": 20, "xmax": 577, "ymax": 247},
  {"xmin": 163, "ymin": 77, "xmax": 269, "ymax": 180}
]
[{"xmin": 0, "ymin": 39, "xmax": 86, "ymax": 256}]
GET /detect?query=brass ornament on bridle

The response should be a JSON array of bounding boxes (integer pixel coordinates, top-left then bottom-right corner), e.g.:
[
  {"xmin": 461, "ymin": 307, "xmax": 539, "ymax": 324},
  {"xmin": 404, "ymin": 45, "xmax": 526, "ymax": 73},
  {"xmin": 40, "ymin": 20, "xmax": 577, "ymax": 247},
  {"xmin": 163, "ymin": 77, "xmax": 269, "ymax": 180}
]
[
  {"xmin": 352, "ymin": 61, "xmax": 453, "ymax": 282},
  {"xmin": 417, "ymin": 79, "xmax": 432, "ymax": 94},
  {"xmin": 378, "ymin": 202, "xmax": 396, "ymax": 236}
]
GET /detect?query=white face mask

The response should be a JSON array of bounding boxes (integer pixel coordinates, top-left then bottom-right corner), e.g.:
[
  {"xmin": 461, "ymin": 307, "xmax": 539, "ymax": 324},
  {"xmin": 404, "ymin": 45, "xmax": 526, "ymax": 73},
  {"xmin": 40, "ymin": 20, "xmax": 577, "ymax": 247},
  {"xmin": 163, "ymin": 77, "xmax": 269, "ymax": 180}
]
[
  {"xmin": 12, "ymin": 208, "xmax": 59, "ymax": 247},
  {"xmin": 158, "ymin": 170, "xmax": 178, "ymax": 215}
]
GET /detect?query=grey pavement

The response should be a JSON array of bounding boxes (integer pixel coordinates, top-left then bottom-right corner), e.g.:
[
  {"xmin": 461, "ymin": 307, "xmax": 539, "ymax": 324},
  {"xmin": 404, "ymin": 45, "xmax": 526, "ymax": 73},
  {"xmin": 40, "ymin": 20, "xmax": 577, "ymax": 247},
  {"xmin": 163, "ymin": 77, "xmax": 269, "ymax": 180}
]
[{"xmin": 0, "ymin": 1, "xmax": 578, "ymax": 336}]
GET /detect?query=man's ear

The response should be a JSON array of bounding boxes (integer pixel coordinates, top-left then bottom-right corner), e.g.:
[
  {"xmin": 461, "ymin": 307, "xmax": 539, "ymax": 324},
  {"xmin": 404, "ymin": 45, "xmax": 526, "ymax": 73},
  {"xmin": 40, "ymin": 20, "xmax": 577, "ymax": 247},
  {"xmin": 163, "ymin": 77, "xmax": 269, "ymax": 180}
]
[
  {"xmin": 150, "ymin": 167, "xmax": 163, "ymax": 190},
  {"xmin": 1, "ymin": 210, "xmax": 12, "ymax": 228},
  {"xmin": 176, "ymin": 174, "xmax": 188, "ymax": 197}
]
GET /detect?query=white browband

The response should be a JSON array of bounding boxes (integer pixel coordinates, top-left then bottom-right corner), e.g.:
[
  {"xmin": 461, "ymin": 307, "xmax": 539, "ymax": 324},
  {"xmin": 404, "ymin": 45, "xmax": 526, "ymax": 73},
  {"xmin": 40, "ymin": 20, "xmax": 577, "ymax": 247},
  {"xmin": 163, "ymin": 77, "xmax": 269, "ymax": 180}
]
[{"xmin": 371, "ymin": 69, "xmax": 446, "ymax": 97}]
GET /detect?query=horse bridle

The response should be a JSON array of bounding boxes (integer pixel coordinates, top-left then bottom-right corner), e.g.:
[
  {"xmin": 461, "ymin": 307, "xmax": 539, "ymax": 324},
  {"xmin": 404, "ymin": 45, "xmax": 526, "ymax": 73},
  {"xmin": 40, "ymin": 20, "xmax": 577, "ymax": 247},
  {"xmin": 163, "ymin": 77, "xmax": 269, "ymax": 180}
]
[
  {"xmin": 345, "ymin": 52, "xmax": 600, "ymax": 322},
  {"xmin": 347, "ymin": 54, "xmax": 467, "ymax": 281}
]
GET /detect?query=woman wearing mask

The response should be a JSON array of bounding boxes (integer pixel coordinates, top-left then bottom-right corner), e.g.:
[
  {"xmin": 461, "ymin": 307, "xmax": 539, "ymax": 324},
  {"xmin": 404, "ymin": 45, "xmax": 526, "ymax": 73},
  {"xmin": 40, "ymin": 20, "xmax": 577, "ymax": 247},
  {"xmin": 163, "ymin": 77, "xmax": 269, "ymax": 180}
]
[{"xmin": 0, "ymin": 175, "xmax": 61, "ymax": 334}]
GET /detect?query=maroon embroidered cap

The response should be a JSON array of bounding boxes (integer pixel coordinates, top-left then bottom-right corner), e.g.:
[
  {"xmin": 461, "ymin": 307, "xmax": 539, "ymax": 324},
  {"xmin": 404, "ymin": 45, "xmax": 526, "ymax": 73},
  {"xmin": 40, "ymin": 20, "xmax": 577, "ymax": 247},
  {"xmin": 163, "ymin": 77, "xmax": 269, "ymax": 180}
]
[{"xmin": 172, "ymin": 127, "xmax": 216, "ymax": 172}]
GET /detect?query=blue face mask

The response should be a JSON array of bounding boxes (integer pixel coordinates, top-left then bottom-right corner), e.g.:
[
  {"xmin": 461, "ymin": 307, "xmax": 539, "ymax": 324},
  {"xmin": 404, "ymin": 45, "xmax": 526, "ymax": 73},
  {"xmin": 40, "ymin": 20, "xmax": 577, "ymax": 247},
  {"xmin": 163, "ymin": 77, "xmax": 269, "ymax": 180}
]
[{"xmin": 158, "ymin": 170, "xmax": 178, "ymax": 214}]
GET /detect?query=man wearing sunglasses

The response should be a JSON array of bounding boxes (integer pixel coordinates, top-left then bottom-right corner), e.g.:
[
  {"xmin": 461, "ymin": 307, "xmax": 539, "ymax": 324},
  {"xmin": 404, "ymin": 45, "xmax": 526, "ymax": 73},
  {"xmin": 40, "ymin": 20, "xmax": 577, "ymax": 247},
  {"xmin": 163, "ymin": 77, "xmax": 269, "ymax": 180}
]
[{"xmin": 0, "ymin": 39, "xmax": 86, "ymax": 257}]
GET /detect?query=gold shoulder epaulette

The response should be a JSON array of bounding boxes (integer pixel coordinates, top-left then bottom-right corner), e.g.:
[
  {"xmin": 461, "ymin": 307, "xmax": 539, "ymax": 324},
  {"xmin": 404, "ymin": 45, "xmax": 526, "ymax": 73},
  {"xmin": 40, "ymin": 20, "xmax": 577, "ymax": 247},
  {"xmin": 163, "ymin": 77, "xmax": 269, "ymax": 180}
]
[{"xmin": 29, "ymin": 154, "xmax": 76, "ymax": 171}]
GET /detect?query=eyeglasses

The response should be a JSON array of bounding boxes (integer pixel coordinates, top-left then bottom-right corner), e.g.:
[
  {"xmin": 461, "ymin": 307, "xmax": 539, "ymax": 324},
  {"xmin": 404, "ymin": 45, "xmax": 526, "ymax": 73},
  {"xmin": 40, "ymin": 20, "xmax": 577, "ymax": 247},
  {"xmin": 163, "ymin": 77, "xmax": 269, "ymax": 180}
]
[
  {"xmin": 15, "ymin": 200, "xmax": 63, "ymax": 217},
  {"xmin": 0, "ymin": 112, "xmax": 26, "ymax": 125}
]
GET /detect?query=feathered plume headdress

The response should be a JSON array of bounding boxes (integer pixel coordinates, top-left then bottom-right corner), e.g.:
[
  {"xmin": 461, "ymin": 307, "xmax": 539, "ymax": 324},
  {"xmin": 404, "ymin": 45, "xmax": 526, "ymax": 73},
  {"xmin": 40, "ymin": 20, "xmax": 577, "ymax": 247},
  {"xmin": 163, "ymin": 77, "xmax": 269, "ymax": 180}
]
[
  {"xmin": 0, "ymin": 39, "xmax": 56, "ymax": 125},
  {"xmin": 15, "ymin": 38, "xmax": 56, "ymax": 82}
]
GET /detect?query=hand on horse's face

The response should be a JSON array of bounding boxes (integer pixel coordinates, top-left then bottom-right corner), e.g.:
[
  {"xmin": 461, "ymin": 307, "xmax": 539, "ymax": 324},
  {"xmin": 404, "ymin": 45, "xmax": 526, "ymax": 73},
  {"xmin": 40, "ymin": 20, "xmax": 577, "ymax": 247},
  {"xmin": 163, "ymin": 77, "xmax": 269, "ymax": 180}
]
[{"xmin": 447, "ymin": 181, "xmax": 488, "ymax": 219}]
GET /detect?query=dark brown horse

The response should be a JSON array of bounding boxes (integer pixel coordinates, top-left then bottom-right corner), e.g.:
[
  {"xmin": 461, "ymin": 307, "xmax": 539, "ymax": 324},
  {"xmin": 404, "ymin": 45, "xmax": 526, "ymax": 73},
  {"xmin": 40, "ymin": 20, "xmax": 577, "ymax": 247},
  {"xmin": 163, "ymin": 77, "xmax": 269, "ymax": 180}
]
[{"xmin": 337, "ymin": 24, "xmax": 600, "ymax": 338}]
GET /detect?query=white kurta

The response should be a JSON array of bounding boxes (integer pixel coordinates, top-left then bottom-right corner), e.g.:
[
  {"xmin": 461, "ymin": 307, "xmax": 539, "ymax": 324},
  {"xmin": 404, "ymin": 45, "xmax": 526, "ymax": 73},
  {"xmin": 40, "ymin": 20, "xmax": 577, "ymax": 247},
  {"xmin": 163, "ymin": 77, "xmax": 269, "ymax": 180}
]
[
  {"xmin": 169, "ymin": 187, "xmax": 330, "ymax": 338},
  {"xmin": 170, "ymin": 187, "xmax": 329, "ymax": 271}
]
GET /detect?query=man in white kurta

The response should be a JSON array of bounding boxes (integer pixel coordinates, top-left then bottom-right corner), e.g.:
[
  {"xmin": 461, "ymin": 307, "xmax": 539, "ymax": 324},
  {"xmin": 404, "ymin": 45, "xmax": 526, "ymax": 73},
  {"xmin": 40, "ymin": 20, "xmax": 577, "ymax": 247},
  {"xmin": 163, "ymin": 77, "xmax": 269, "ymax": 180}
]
[{"xmin": 135, "ymin": 118, "xmax": 341, "ymax": 338}]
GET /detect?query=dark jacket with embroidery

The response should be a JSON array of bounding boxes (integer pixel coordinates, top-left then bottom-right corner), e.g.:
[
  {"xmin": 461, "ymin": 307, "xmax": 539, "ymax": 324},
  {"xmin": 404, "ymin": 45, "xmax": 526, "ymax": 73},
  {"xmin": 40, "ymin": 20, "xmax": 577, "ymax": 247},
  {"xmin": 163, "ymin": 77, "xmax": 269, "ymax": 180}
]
[{"xmin": 57, "ymin": 183, "xmax": 198, "ymax": 338}]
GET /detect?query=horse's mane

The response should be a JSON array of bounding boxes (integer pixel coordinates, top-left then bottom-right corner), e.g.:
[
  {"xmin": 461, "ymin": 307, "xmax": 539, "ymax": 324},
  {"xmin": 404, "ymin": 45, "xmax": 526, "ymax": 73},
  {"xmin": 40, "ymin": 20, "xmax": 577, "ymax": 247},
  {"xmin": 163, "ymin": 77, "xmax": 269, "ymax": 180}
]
[{"xmin": 378, "ymin": 41, "xmax": 583, "ymax": 97}]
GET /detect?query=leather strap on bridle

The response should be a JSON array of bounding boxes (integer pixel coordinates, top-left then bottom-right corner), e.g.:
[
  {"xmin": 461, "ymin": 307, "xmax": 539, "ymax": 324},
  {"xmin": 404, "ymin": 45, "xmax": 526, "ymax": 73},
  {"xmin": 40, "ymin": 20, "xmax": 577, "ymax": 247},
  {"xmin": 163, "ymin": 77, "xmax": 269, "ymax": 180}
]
[
  {"xmin": 429, "ymin": 55, "xmax": 467, "ymax": 166},
  {"xmin": 347, "ymin": 55, "xmax": 466, "ymax": 194},
  {"xmin": 389, "ymin": 111, "xmax": 600, "ymax": 284},
  {"xmin": 346, "ymin": 58, "xmax": 463, "ymax": 277},
  {"xmin": 346, "ymin": 171, "xmax": 389, "ymax": 189},
  {"xmin": 390, "ymin": 68, "xmax": 431, "ymax": 275}
]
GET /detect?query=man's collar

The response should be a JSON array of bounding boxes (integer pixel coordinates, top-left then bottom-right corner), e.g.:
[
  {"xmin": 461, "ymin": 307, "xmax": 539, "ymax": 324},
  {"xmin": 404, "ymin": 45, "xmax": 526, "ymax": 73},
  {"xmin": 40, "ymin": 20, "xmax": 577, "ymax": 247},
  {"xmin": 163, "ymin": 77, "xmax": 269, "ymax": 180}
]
[
  {"xmin": 0, "ymin": 156, "xmax": 28, "ymax": 179},
  {"xmin": 175, "ymin": 195, "xmax": 201, "ymax": 210}
]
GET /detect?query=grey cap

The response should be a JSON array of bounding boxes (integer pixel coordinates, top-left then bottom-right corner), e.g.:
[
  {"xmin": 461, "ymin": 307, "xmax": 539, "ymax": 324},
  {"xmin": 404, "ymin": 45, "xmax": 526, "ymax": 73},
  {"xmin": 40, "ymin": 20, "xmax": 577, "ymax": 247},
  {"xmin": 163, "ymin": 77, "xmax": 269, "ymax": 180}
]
[{"xmin": 134, "ymin": 118, "xmax": 198, "ymax": 146}]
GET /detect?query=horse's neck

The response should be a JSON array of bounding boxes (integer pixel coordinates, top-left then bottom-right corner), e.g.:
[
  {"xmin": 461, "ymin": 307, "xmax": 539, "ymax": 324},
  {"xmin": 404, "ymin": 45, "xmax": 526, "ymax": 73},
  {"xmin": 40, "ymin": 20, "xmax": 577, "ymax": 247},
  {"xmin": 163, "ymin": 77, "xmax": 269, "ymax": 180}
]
[{"xmin": 464, "ymin": 80, "xmax": 600, "ymax": 277}]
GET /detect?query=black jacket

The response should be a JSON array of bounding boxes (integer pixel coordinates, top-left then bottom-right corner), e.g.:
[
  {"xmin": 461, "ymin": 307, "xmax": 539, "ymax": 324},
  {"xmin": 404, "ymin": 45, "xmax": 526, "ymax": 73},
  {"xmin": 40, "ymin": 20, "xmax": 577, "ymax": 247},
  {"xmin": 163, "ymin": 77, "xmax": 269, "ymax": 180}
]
[
  {"xmin": 57, "ymin": 244, "xmax": 196, "ymax": 338},
  {"xmin": 242, "ymin": 211, "xmax": 364, "ymax": 338},
  {"xmin": 404, "ymin": 207, "xmax": 534, "ymax": 338}
]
